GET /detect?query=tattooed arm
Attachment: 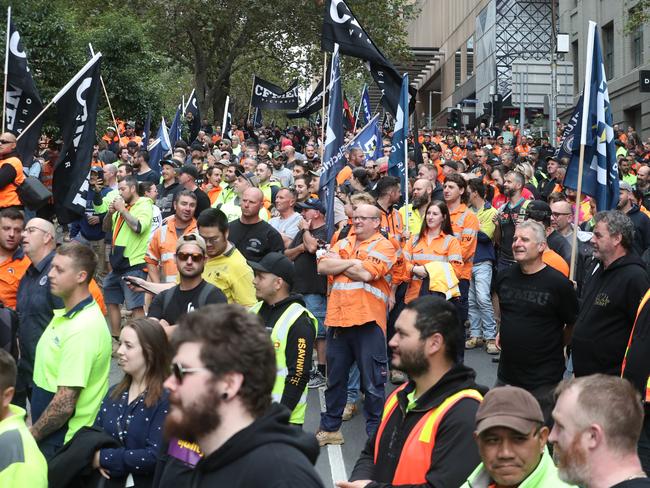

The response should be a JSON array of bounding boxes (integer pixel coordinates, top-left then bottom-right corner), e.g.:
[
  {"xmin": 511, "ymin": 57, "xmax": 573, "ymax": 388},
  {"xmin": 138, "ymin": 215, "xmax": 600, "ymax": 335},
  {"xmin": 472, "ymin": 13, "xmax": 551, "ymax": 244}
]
[{"xmin": 30, "ymin": 386, "xmax": 81, "ymax": 441}]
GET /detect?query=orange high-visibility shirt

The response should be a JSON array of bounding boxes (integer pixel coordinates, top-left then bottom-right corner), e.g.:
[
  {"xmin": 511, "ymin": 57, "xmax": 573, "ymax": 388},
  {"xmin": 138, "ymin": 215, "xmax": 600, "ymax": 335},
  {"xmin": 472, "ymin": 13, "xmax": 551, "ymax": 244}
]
[{"xmin": 449, "ymin": 204, "xmax": 479, "ymax": 280}]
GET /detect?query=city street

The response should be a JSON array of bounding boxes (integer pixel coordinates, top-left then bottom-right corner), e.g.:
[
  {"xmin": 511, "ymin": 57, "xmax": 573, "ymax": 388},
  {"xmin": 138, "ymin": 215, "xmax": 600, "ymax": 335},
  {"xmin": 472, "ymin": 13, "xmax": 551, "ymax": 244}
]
[{"xmin": 110, "ymin": 347, "xmax": 498, "ymax": 487}]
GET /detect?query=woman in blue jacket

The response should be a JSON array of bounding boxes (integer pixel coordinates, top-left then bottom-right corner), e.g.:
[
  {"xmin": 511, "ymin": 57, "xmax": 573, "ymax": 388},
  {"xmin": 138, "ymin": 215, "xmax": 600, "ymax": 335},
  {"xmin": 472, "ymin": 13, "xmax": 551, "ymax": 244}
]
[{"xmin": 94, "ymin": 318, "xmax": 170, "ymax": 487}]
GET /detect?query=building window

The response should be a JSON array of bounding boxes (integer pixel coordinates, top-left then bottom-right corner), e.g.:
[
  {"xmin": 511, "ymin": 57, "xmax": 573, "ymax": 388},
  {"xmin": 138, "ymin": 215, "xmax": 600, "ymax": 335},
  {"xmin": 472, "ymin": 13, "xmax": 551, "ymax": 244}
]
[
  {"xmin": 466, "ymin": 37, "xmax": 474, "ymax": 77},
  {"xmin": 602, "ymin": 22, "xmax": 614, "ymax": 78},
  {"xmin": 630, "ymin": 9, "xmax": 644, "ymax": 68},
  {"xmin": 572, "ymin": 39, "xmax": 579, "ymax": 94},
  {"xmin": 455, "ymin": 50, "xmax": 462, "ymax": 87}
]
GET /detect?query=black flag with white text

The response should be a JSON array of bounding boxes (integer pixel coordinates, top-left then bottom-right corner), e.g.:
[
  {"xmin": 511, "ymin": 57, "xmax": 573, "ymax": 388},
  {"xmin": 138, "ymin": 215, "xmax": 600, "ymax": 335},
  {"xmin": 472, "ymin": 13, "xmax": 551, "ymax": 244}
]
[
  {"xmin": 53, "ymin": 54, "xmax": 102, "ymax": 224},
  {"xmin": 184, "ymin": 89, "xmax": 201, "ymax": 142},
  {"xmin": 251, "ymin": 76, "xmax": 299, "ymax": 110},
  {"xmin": 287, "ymin": 75, "xmax": 330, "ymax": 119},
  {"xmin": 321, "ymin": 0, "xmax": 416, "ymax": 117},
  {"xmin": 5, "ymin": 19, "xmax": 43, "ymax": 166}
]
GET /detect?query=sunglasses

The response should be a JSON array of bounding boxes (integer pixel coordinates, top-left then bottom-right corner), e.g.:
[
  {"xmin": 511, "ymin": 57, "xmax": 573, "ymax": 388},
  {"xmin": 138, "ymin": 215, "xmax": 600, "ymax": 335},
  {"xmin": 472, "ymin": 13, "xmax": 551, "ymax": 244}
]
[
  {"xmin": 176, "ymin": 252, "xmax": 204, "ymax": 262},
  {"xmin": 171, "ymin": 362, "xmax": 209, "ymax": 383}
]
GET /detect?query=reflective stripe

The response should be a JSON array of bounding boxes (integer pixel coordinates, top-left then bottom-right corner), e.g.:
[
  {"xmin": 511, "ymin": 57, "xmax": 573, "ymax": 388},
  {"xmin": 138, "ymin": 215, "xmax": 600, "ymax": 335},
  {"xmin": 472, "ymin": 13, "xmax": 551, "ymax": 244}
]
[
  {"xmin": 331, "ymin": 281, "xmax": 388, "ymax": 303},
  {"xmin": 403, "ymin": 251, "xmax": 412, "ymax": 260},
  {"xmin": 442, "ymin": 235, "xmax": 452, "ymax": 249},
  {"xmin": 447, "ymin": 254, "xmax": 463, "ymax": 262},
  {"xmin": 164, "ymin": 276, "xmax": 178, "ymax": 283},
  {"xmin": 159, "ymin": 224, "xmax": 169, "ymax": 244},
  {"xmin": 368, "ymin": 250, "xmax": 393, "ymax": 265},
  {"xmin": 161, "ymin": 252, "xmax": 175, "ymax": 262},
  {"xmin": 462, "ymin": 228, "xmax": 477, "ymax": 236},
  {"xmin": 412, "ymin": 253, "xmax": 448, "ymax": 262},
  {"xmin": 456, "ymin": 209, "xmax": 470, "ymax": 227}
]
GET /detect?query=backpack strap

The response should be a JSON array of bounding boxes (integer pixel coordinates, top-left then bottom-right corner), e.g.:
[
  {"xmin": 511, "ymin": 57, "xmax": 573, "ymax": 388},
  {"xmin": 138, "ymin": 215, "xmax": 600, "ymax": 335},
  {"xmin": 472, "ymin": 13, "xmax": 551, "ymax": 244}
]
[{"xmin": 197, "ymin": 283, "xmax": 219, "ymax": 307}]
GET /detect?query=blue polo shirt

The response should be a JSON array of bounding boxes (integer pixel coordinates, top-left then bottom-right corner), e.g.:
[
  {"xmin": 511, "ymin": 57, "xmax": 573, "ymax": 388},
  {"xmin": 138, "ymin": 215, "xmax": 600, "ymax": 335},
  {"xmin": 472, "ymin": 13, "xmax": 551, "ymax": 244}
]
[{"xmin": 15, "ymin": 251, "xmax": 64, "ymax": 393}]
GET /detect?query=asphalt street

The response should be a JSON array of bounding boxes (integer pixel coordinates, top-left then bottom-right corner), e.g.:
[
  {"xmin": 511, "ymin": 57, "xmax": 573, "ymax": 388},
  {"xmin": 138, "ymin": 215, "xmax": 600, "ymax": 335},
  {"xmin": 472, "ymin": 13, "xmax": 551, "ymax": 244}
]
[{"xmin": 109, "ymin": 346, "xmax": 498, "ymax": 487}]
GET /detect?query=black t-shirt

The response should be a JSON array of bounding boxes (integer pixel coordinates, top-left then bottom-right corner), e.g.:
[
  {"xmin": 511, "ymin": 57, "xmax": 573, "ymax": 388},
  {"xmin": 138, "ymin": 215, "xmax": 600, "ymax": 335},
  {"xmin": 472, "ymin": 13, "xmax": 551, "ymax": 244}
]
[
  {"xmin": 157, "ymin": 182, "xmax": 181, "ymax": 219},
  {"xmin": 288, "ymin": 225, "xmax": 328, "ymax": 295},
  {"xmin": 136, "ymin": 169, "xmax": 161, "ymax": 184},
  {"xmin": 148, "ymin": 280, "xmax": 227, "ymax": 325},
  {"xmin": 498, "ymin": 198, "xmax": 529, "ymax": 262},
  {"xmin": 496, "ymin": 264, "xmax": 578, "ymax": 389},
  {"xmin": 229, "ymin": 220, "xmax": 285, "ymax": 262},
  {"xmin": 193, "ymin": 188, "xmax": 211, "ymax": 218}
]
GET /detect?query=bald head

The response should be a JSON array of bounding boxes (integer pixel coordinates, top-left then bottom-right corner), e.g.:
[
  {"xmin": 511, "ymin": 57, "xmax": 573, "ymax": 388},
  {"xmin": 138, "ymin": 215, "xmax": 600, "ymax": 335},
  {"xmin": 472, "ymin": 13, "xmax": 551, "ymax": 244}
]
[
  {"xmin": 0, "ymin": 132, "xmax": 17, "ymax": 156},
  {"xmin": 353, "ymin": 204, "xmax": 381, "ymax": 240},
  {"xmin": 22, "ymin": 217, "xmax": 56, "ymax": 262},
  {"xmin": 241, "ymin": 187, "xmax": 264, "ymax": 221},
  {"xmin": 27, "ymin": 218, "xmax": 55, "ymax": 238}
]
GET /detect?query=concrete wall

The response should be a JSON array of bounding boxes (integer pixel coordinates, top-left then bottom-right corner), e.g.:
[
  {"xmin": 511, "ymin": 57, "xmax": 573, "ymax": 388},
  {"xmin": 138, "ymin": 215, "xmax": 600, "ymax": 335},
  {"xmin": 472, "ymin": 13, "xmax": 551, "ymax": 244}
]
[{"xmin": 559, "ymin": 0, "xmax": 650, "ymax": 139}]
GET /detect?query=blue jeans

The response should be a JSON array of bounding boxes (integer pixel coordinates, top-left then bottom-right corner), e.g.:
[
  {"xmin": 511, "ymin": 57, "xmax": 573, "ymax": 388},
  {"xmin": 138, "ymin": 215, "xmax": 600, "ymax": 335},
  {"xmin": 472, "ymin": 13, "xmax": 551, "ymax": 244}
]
[
  {"xmin": 321, "ymin": 323, "xmax": 387, "ymax": 436},
  {"xmin": 468, "ymin": 261, "xmax": 497, "ymax": 340},
  {"xmin": 303, "ymin": 294, "xmax": 327, "ymax": 338}
]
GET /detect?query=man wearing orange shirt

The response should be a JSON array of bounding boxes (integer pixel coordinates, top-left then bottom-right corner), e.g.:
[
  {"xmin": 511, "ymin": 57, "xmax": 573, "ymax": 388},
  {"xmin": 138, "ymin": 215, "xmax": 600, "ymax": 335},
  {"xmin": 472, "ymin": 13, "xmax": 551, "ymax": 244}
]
[
  {"xmin": 316, "ymin": 204, "xmax": 396, "ymax": 445},
  {"xmin": 0, "ymin": 208, "xmax": 30, "ymax": 309}
]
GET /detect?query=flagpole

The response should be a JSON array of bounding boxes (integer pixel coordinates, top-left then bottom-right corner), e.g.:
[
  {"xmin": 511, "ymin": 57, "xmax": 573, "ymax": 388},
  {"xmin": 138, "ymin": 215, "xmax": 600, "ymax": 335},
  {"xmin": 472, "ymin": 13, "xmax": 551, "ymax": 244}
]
[
  {"xmin": 247, "ymin": 75, "xmax": 255, "ymax": 126},
  {"xmin": 320, "ymin": 52, "xmax": 328, "ymax": 159},
  {"xmin": 569, "ymin": 21, "xmax": 596, "ymax": 281},
  {"xmin": 183, "ymin": 89, "xmax": 194, "ymax": 113},
  {"xmin": 404, "ymin": 119, "xmax": 409, "ymax": 235},
  {"xmin": 89, "ymin": 43, "xmax": 118, "ymax": 144},
  {"xmin": 222, "ymin": 95, "xmax": 230, "ymax": 137},
  {"xmin": 17, "ymin": 52, "xmax": 102, "ymax": 142},
  {"xmin": 352, "ymin": 85, "xmax": 364, "ymax": 134},
  {"xmin": 2, "ymin": 7, "xmax": 10, "ymax": 133}
]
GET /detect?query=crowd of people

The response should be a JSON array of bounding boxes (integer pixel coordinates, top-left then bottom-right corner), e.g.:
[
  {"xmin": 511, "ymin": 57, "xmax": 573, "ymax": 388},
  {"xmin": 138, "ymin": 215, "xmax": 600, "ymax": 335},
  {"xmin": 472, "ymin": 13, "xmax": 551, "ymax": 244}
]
[{"xmin": 0, "ymin": 114, "xmax": 649, "ymax": 487}]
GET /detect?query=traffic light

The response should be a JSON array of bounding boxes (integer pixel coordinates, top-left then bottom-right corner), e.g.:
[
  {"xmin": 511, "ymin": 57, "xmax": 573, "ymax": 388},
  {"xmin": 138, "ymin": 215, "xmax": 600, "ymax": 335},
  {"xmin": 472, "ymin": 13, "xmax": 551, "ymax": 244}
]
[{"xmin": 448, "ymin": 109, "xmax": 461, "ymax": 129}]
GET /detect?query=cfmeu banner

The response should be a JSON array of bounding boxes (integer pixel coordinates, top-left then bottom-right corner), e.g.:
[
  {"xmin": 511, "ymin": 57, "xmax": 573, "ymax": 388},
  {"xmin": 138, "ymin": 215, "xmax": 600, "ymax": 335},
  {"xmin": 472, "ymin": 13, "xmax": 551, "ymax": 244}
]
[{"xmin": 251, "ymin": 76, "xmax": 299, "ymax": 110}]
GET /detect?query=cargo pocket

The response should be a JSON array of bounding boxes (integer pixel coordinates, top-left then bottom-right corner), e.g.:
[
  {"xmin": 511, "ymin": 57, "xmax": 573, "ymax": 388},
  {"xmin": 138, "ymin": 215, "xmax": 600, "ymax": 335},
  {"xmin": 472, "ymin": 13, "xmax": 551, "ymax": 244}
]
[{"xmin": 371, "ymin": 354, "xmax": 388, "ymax": 387}]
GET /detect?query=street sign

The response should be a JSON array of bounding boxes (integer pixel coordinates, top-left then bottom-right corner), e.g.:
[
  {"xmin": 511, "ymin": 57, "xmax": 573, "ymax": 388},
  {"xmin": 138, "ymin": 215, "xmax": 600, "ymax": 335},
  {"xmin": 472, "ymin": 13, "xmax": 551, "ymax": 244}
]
[{"xmin": 640, "ymin": 70, "xmax": 650, "ymax": 93}]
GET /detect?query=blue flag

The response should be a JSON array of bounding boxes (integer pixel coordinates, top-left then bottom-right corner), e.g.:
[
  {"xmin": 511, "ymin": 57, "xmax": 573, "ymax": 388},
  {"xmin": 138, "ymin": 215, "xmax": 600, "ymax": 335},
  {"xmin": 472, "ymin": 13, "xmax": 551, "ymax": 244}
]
[
  {"xmin": 142, "ymin": 110, "xmax": 151, "ymax": 149},
  {"xmin": 148, "ymin": 118, "xmax": 171, "ymax": 174},
  {"xmin": 388, "ymin": 74, "xmax": 409, "ymax": 194},
  {"xmin": 319, "ymin": 44, "xmax": 346, "ymax": 241},
  {"xmin": 169, "ymin": 106, "xmax": 182, "ymax": 147},
  {"xmin": 564, "ymin": 22, "xmax": 618, "ymax": 211},
  {"xmin": 554, "ymin": 95, "xmax": 583, "ymax": 161},
  {"xmin": 346, "ymin": 114, "xmax": 382, "ymax": 161},
  {"xmin": 360, "ymin": 85, "xmax": 371, "ymax": 126}
]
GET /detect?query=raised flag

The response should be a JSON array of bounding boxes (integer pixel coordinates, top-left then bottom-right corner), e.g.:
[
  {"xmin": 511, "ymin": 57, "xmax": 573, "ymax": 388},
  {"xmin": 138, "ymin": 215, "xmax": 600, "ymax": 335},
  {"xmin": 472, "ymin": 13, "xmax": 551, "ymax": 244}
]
[
  {"xmin": 343, "ymin": 94, "xmax": 354, "ymax": 131},
  {"xmin": 322, "ymin": 0, "xmax": 416, "ymax": 117},
  {"xmin": 319, "ymin": 44, "xmax": 346, "ymax": 240},
  {"xmin": 360, "ymin": 85, "xmax": 371, "ymax": 125},
  {"xmin": 563, "ymin": 22, "xmax": 619, "ymax": 212},
  {"xmin": 148, "ymin": 117, "xmax": 171, "ymax": 173},
  {"xmin": 287, "ymin": 75, "xmax": 330, "ymax": 119},
  {"xmin": 253, "ymin": 106, "xmax": 263, "ymax": 128},
  {"xmin": 346, "ymin": 113, "xmax": 382, "ymax": 161},
  {"xmin": 251, "ymin": 76, "xmax": 299, "ymax": 110},
  {"xmin": 4, "ymin": 10, "xmax": 43, "ymax": 166},
  {"xmin": 184, "ymin": 89, "xmax": 201, "ymax": 142},
  {"xmin": 168, "ymin": 106, "xmax": 182, "ymax": 147},
  {"xmin": 142, "ymin": 110, "xmax": 151, "ymax": 149},
  {"xmin": 53, "ymin": 53, "xmax": 102, "ymax": 224},
  {"xmin": 388, "ymin": 74, "xmax": 409, "ymax": 195},
  {"xmin": 554, "ymin": 95, "xmax": 583, "ymax": 161}
]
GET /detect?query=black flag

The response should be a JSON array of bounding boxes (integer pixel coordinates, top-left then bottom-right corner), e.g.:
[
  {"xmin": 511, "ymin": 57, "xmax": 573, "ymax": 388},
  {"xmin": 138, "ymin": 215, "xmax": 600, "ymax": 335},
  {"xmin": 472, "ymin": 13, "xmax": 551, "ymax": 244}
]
[
  {"xmin": 53, "ymin": 54, "xmax": 102, "ymax": 224},
  {"xmin": 185, "ymin": 89, "xmax": 201, "ymax": 142},
  {"xmin": 251, "ymin": 76, "xmax": 299, "ymax": 110},
  {"xmin": 5, "ymin": 18, "xmax": 43, "ymax": 166},
  {"xmin": 321, "ymin": 0, "xmax": 416, "ymax": 117},
  {"xmin": 287, "ymin": 75, "xmax": 330, "ymax": 119},
  {"xmin": 253, "ymin": 107, "xmax": 263, "ymax": 128}
]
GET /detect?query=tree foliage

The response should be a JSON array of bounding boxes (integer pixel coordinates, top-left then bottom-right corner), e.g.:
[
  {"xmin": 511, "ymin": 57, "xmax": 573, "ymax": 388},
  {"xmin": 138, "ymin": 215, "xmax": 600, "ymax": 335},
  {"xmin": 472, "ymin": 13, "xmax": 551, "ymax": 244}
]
[{"xmin": 0, "ymin": 0, "xmax": 417, "ymax": 134}]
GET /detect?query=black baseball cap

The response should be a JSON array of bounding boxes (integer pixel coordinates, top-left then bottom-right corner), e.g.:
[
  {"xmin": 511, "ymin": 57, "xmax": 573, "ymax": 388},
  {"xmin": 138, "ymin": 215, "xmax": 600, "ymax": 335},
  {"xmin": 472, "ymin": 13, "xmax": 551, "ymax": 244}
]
[
  {"xmin": 160, "ymin": 158, "xmax": 179, "ymax": 169},
  {"xmin": 248, "ymin": 252, "xmax": 295, "ymax": 286},
  {"xmin": 525, "ymin": 200, "xmax": 552, "ymax": 226},
  {"xmin": 179, "ymin": 164, "xmax": 199, "ymax": 179}
]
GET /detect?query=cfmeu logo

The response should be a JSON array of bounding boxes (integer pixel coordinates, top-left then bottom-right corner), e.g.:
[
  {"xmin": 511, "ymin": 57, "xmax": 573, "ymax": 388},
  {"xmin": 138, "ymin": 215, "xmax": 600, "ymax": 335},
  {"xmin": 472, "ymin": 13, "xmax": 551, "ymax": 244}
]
[{"xmin": 10, "ymin": 31, "xmax": 27, "ymax": 63}]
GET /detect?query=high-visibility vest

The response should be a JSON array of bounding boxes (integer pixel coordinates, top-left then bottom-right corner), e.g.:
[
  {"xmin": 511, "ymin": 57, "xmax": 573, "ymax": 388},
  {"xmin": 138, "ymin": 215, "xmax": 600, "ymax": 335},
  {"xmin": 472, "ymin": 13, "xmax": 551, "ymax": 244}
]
[
  {"xmin": 374, "ymin": 383, "xmax": 483, "ymax": 485},
  {"xmin": 0, "ymin": 156, "xmax": 24, "ymax": 208},
  {"xmin": 621, "ymin": 289, "xmax": 650, "ymax": 403},
  {"xmin": 250, "ymin": 301, "xmax": 318, "ymax": 425}
]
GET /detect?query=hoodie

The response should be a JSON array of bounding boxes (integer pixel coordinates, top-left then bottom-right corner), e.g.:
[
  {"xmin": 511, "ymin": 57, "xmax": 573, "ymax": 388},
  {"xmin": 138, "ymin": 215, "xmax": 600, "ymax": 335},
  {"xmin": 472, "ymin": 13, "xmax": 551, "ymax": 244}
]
[
  {"xmin": 350, "ymin": 364, "xmax": 486, "ymax": 488},
  {"xmin": 572, "ymin": 253, "xmax": 650, "ymax": 377},
  {"xmin": 190, "ymin": 403, "xmax": 324, "ymax": 488}
]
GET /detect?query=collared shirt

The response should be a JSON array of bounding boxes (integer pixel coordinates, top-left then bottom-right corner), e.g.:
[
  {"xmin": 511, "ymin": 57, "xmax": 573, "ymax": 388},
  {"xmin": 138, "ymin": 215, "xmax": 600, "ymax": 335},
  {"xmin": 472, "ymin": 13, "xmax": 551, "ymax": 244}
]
[
  {"xmin": 0, "ymin": 247, "xmax": 31, "ymax": 309},
  {"xmin": 32, "ymin": 296, "xmax": 111, "ymax": 445},
  {"xmin": 15, "ymin": 251, "xmax": 64, "ymax": 391}
]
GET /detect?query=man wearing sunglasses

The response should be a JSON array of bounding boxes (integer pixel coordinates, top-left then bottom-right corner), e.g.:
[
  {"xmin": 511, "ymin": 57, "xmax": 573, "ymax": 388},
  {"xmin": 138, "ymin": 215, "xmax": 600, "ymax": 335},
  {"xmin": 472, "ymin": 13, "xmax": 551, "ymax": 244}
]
[
  {"xmin": 148, "ymin": 233, "xmax": 226, "ymax": 338},
  {"xmin": 157, "ymin": 304, "xmax": 324, "ymax": 487}
]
